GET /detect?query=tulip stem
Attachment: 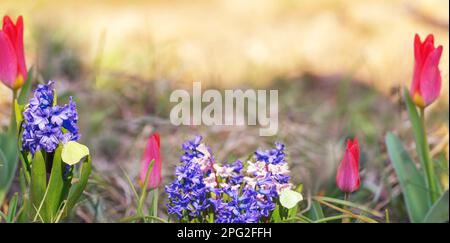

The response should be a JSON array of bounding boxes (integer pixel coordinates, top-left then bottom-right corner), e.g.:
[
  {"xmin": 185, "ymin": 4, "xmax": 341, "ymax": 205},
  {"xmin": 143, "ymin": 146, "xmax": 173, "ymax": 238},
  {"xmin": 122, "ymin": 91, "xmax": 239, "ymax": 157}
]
[
  {"xmin": 342, "ymin": 193, "xmax": 350, "ymax": 223},
  {"xmin": 151, "ymin": 188, "xmax": 158, "ymax": 223},
  {"xmin": 10, "ymin": 90, "xmax": 17, "ymax": 131},
  {"xmin": 419, "ymin": 107, "xmax": 438, "ymax": 203}
]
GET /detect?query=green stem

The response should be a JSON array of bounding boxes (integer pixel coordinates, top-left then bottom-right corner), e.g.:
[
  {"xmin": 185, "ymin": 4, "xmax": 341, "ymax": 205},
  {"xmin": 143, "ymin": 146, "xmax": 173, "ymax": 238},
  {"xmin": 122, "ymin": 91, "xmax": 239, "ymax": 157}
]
[
  {"xmin": 151, "ymin": 188, "xmax": 158, "ymax": 223},
  {"xmin": 342, "ymin": 192, "xmax": 350, "ymax": 223},
  {"xmin": 10, "ymin": 90, "xmax": 17, "ymax": 131},
  {"xmin": 419, "ymin": 108, "xmax": 438, "ymax": 203}
]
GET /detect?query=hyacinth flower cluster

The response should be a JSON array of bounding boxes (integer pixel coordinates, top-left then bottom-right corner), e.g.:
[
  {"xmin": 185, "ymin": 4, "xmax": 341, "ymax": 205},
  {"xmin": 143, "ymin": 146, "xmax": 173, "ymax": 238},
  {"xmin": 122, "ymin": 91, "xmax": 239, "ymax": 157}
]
[
  {"xmin": 21, "ymin": 81, "xmax": 79, "ymax": 156},
  {"xmin": 165, "ymin": 136, "xmax": 300, "ymax": 223}
]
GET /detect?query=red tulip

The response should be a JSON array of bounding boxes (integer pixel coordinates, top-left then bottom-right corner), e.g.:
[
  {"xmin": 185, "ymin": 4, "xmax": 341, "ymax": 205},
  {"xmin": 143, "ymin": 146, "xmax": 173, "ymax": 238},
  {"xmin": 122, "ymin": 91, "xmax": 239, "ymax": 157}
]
[
  {"xmin": 0, "ymin": 15, "xmax": 27, "ymax": 90},
  {"xmin": 139, "ymin": 132, "xmax": 162, "ymax": 189},
  {"xmin": 336, "ymin": 138, "xmax": 360, "ymax": 193},
  {"xmin": 410, "ymin": 34, "xmax": 443, "ymax": 108}
]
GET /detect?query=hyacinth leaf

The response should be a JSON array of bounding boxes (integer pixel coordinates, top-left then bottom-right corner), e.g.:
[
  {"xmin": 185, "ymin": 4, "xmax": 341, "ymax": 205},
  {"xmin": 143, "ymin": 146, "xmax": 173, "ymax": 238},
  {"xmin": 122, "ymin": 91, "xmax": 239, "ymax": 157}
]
[
  {"xmin": 16, "ymin": 167, "xmax": 30, "ymax": 222},
  {"xmin": 271, "ymin": 204, "xmax": 282, "ymax": 223},
  {"xmin": 385, "ymin": 132, "xmax": 430, "ymax": 222},
  {"xmin": 18, "ymin": 193, "xmax": 31, "ymax": 223},
  {"xmin": 14, "ymin": 100, "xmax": 24, "ymax": 131},
  {"xmin": 42, "ymin": 146, "xmax": 65, "ymax": 222},
  {"xmin": 17, "ymin": 68, "xmax": 33, "ymax": 105},
  {"xmin": 62, "ymin": 141, "xmax": 90, "ymax": 166},
  {"xmin": 280, "ymin": 189, "xmax": 303, "ymax": 209},
  {"xmin": 423, "ymin": 190, "xmax": 449, "ymax": 223},
  {"xmin": 404, "ymin": 88, "xmax": 440, "ymax": 202},
  {"xmin": 64, "ymin": 154, "xmax": 92, "ymax": 215},
  {"xmin": 30, "ymin": 150, "xmax": 47, "ymax": 218}
]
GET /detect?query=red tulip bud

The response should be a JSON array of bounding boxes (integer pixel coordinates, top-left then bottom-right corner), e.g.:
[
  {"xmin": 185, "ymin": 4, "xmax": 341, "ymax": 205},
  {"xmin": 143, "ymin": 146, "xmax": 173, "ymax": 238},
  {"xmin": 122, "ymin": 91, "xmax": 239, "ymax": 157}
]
[
  {"xmin": 139, "ymin": 132, "xmax": 162, "ymax": 189},
  {"xmin": 336, "ymin": 138, "xmax": 360, "ymax": 193},
  {"xmin": 411, "ymin": 34, "xmax": 443, "ymax": 108},
  {"xmin": 0, "ymin": 15, "xmax": 27, "ymax": 90}
]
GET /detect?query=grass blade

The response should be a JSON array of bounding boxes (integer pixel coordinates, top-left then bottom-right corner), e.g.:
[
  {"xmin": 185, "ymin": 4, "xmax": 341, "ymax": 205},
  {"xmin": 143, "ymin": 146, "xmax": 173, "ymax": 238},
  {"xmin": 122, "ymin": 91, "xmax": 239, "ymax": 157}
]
[{"xmin": 313, "ymin": 196, "xmax": 383, "ymax": 218}]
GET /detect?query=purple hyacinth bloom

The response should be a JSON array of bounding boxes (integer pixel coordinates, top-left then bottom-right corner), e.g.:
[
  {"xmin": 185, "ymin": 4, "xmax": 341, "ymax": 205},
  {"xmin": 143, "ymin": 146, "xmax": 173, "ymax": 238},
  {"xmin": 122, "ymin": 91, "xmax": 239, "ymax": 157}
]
[
  {"xmin": 165, "ymin": 136, "xmax": 212, "ymax": 221},
  {"xmin": 21, "ymin": 81, "xmax": 80, "ymax": 156},
  {"xmin": 166, "ymin": 137, "xmax": 293, "ymax": 223},
  {"xmin": 255, "ymin": 142, "xmax": 286, "ymax": 165}
]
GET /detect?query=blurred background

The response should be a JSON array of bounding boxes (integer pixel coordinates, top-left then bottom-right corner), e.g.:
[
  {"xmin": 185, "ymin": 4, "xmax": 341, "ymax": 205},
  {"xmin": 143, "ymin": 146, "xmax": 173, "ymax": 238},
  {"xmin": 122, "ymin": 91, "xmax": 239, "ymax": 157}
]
[{"xmin": 0, "ymin": 0, "xmax": 448, "ymax": 222}]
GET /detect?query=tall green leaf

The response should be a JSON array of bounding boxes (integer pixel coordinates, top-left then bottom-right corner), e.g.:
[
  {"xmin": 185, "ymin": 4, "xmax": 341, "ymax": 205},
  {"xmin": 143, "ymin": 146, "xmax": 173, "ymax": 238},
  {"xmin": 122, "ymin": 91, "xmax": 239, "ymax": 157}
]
[
  {"xmin": 6, "ymin": 193, "xmax": 19, "ymax": 222},
  {"xmin": 0, "ymin": 148, "xmax": 8, "ymax": 204},
  {"xmin": 0, "ymin": 132, "xmax": 19, "ymax": 205},
  {"xmin": 43, "ymin": 146, "xmax": 65, "ymax": 222},
  {"xmin": 64, "ymin": 155, "xmax": 92, "ymax": 215},
  {"xmin": 30, "ymin": 151, "xmax": 47, "ymax": 219},
  {"xmin": 423, "ymin": 190, "xmax": 449, "ymax": 223},
  {"xmin": 17, "ymin": 68, "xmax": 34, "ymax": 105},
  {"xmin": 306, "ymin": 201, "xmax": 325, "ymax": 221},
  {"xmin": 385, "ymin": 132, "xmax": 430, "ymax": 222},
  {"xmin": 403, "ymin": 89, "xmax": 440, "ymax": 202}
]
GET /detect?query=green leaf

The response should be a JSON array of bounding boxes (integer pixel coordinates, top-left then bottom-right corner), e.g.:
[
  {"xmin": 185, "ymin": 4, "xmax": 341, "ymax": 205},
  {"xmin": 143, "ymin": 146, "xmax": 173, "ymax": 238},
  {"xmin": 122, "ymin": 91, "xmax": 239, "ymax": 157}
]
[
  {"xmin": 64, "ymin": 155, "xmax": 92, "ymax": 215},
  {"xmin": 17, "ymin": 194, "xmax": 30, "ymax": 223},
  {"xmin": 43, "ymin": 146, "xmax": 66, "ymax": 222},
  {"xmin": 62, "ymin": 141, "xmax": 90, "ymax": 165},
  {"xmin": 0, "ymin": 148, "xmax": 8, "ymax": 204},
  {"xmin": 404, "ymin": 89, "xmax": 440, "ymax": 202},
  {"xmin": 136, "ymin": 159, "xmax": 155, "ymax": 221},
  {"xmin": 14, "ymin": 100, "xmax": 24, "ymax": 131},
  {"xmin": 30, "ymin": 150, "xmax": 47, "ymax": 219},
  {"xmin": 385, "ymin": 132, "xmax": 430, "ymax": 222},
  {"xmin": 423, "ymin": 190, "xmax": 449, "ymax": 223},
  {"xmin": 306, "ymin": 201, "xmax": 325, "ymax": 221},
  {"xmin": 280, "ymin": 189, "xmax": 303, "ymax": 209},
  {"xmin": 17, "ymin": 68, "xmax": 33, "ymax": 105},
  {"xmin": 0, "ymin": 129, "xmax": 19, "ymax": 205},
  {"xmin": 271, "ymin": 204, "xmax": 282, "ymax": 223},
  {"xmin": 6, "ymin": 193, "xmax": 19, "ymax": 222}
]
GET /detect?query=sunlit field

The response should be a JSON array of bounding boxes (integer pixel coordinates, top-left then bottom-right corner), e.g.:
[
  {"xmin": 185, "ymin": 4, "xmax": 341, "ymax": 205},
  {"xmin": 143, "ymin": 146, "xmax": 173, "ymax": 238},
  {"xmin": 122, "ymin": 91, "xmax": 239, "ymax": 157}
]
[{"xmin": 0, "ymin": 0, "xmax": 448, "ymax": 224}]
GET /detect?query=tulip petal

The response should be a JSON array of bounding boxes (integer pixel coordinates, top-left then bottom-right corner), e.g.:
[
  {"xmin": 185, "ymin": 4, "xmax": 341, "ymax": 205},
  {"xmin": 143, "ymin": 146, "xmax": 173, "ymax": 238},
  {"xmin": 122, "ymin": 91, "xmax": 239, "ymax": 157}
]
[
  {"xmin": 414, "ymin": 34, "xmax": 422, "ymax": 63},
  {"xmin": 0, "ymin": 31, "xmax": 17, "ymax": 88},
  {"xmin": 411, "ymin": 34, "xmax": 423, "ymax": 97},
  {"xmin": 420, "ymin": 45, "xmax": 442, "ymax": 106},
  {"xmin": 423, "ymin": 34, "xmax": 434, "ymax": 47},
  {"xmin": 140, "ymin": 133, "xmax": 162, "ymax": 189},
  {"xmin": 336, "ymin": 151, "xmax": 360, "ymax": 193},
  {"xmin": 350, "ymin": 138, "xmax": 359, "ymax": 165},
  {"xmin": 2, "ymin": 16, "xmax": 17, "ymax": 45},
  {"xmin": 15, "ymin": 16, "xmax": 27, "ymax": 81}
]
